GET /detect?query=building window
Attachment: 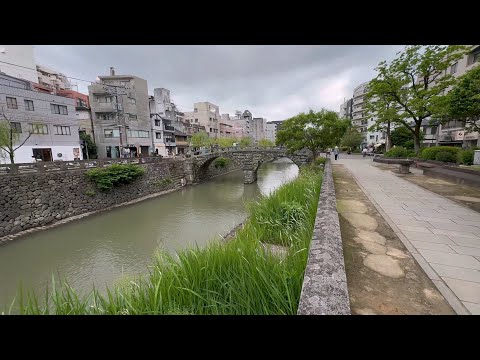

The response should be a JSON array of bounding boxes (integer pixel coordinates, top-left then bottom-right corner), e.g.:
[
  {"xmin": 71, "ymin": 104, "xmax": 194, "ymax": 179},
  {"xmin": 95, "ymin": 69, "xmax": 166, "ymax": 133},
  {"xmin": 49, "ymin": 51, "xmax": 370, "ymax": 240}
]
[
  {"xmin": 468, "ymin": 47, "xmax": 480, "ymax": 65},
  {"xmin": 11, "ymin": 122, "xmax": 22, "ymax": 133},
  {"xmin": 194, "ymin": 108, "xmax": 198, "ymax": 112},
  {"xmin": 98, "ymin": 114, "xmax": 114, "ymax": 120},
  {"xmin": 54, "ymin": 125, "xmax": 71, "ymax": 135},
  {"xmin": 442, "ymin": 120, "xmax": 465, "ymax": 129},
  {"xmin": 209, "ymin": 128, "xmax": 212, "ymax": 132},
  {"xmin": 24, "ymin": 99, "xmax": 34, "ymax": 111},
  {"xmin": 76, "ymin": 98, "xmax": 87, "ymax": 107},
  {"xmin": 450, "ymin": 62, "xmax": 458, "ymax": 74},
  {"xmin": 129, "ymin": 98, "xmax": 136, "ymax": 105},
  {"xmin": 127, "ymin": 130, "xmax": 149, "ymax": 138},
  {"xmin": 106, "ymin": 146, "xmax": 120, "ymax": 158},
  {"xmin": 155, "ymin": 119, "xmax": 161, "ymax": 126},
  {"xmin": 30, "ymin": 123, "xmax": 48, "ymax": 134},
  {"xmin": 104, "ymin": 129, "xmax": 120, "ymax": 138},
  {"xmin": 369, "ymin": 135, "xmax": 374, "ymax": 140},
  {"xmin": 129, "ymin": 114, "xmax": 137, "ymax": 120},
  {"xmin": 6, "ymin": 97, "xmax": 18, "ymax": 109},
  {"xmin": 95, "ymin": 96, "xmax": 113, "ymax": 103},
  {"xmin": 51, "ymin": 104, "xmax": 68, "ymax": 115},
  {"xmin": 155, "ymin": 132, "xmax": 162, "ymax": 139},
  {"xmin": 431, "ymin": 126, "xmax": 437, "ymax": 135},
  {"xmin": 119, "ymin": 81, "xmax": 130, "ymax": 87},
  {"xmin": 195, "ymin": 119, "xmax": 198, "ymax": 123}
]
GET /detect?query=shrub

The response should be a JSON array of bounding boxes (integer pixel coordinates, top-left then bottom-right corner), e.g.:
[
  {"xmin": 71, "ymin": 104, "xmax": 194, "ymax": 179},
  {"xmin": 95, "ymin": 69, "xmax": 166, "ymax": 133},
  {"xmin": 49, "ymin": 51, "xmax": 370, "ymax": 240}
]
[
  {"xmin": 214, "ymin": 157, "xmax": 231, "ymax": 168},
  {"xmin": 314, "ymin": 157, "xmax": 326, "ymax": 166},
  {"xmin": 384, "ymin": 146, "xmax": 415, "ymax": 158},
  {"xmin": 435, "ymin": 151, "xmax": 457, "ymax": 163},
  {"xmin": 420, "ymin": 146, "xmax": 460, "ymax": 161},
  {"xmin": 457, "ymin": 149, "xmax": 474, "ymax": 165},
  {"xmin": 86, "ymin": 164, "xmax": 145, "ymax": 191}
]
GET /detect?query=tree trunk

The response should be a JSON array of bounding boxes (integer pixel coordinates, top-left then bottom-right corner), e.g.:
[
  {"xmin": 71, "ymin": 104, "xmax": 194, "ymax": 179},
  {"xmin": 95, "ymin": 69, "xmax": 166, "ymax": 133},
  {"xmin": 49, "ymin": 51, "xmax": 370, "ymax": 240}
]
[
  {"xmin": 311, "ymin": 149, "xmax": 318, "ymax": 160},
  {"xmin": 9, "ymin": 150, "xmax": 14, "ymax": 164},
  {"xmin": 385, "ymin": 121, "xmax": 392, "ymax": 152},
  {"xmin": 414, "ymin": 121, "xmax": 422, "ymax": 154}
]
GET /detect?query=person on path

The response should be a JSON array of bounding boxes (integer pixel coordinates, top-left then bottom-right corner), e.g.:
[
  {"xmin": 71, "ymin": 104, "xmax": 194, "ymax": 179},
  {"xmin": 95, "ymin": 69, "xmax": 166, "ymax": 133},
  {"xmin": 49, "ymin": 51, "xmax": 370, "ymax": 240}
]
[
  {"xmin": 362, "ymin": 147, "xmax": 368, "ymax": 158},
  {"xmin": 333, "ymin": 146, "xmax": 339, "ymax": 160}
]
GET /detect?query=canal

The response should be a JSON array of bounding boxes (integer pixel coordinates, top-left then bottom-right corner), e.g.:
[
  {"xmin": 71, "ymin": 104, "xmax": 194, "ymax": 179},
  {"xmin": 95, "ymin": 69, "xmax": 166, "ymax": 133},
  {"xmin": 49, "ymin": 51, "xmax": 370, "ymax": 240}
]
[{"xmin": 0, "ymin": 159, "xmax": 298, "ymax": 310}]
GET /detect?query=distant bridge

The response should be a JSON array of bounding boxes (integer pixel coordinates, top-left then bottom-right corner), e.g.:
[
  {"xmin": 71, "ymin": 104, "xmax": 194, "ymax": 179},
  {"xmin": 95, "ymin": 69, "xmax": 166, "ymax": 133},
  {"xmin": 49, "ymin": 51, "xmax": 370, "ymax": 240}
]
[{"xmin": 186, "ymin": 148, "xmax": 312, "ymax": 184}]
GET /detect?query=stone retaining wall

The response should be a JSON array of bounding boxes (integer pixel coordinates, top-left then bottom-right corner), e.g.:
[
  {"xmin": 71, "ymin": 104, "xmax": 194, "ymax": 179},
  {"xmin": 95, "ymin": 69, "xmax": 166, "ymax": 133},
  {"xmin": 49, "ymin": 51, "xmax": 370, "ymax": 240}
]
[
  {"xmin": 297, "ymin": 160, "xmax": 351, "ymax": 315},
  {"xmin": 0, "ymin": 158, "xmax": 238, "ymax": 240}
]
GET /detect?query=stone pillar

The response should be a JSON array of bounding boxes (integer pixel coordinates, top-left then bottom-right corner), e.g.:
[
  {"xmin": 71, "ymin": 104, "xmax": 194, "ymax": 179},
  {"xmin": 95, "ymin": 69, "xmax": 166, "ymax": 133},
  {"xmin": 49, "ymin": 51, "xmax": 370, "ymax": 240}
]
[
  {"xmin": 399, "ymin": 164, "xmax": 410, "ymax": 174},
  {"xmin": 243, "ymin": 169, "xmax": 257, "ymax": 184}
]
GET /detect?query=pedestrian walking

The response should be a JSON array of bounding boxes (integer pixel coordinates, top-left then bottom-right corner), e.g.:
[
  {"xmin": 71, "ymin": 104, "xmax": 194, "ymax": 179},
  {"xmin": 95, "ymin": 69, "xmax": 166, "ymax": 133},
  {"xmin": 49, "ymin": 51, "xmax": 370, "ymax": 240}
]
[
  {"xmin": 333, "ymin": 146, "xmax": 339, "ymax": 160},
  {"xmin": 362, "ymin": 147, "xmax": 368, "ymax": 158}
]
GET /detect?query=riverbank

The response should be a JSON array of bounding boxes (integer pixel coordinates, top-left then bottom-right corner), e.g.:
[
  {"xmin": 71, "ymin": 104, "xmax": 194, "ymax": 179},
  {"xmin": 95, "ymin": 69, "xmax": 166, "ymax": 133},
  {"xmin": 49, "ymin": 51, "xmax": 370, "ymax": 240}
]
[{"xmin": 17, "ymin": 166, "xmax": 322, "ymax": 315}]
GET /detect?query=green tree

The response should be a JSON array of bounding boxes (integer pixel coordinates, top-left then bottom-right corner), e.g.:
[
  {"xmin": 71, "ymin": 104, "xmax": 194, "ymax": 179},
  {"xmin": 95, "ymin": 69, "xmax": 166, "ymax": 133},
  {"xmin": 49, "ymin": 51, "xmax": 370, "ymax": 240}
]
[
  {"xmin": 276, "ymin": 109, "xmax": 350, "ymax": 159},
  {"xmin": 258, "ymin": 138, "xmax": 275, "ymax": 148},
  {"xmin": 365, "ymin": 45, "xmax": 468, "ymax": 154},
  {"xmin": 0, "ymin": 110, "xmax": 32, "ymax": 164},
  {"xmin": 341, "ymin": 127, "xmax": 364, "ymax": 151},
  {"xmin": 364, "ymin": 95, "xmax": 399, "ymax": 151},
  {"xmin": 215, "ymin": 137, "xmax": 236, "ymax": 149},
  {"xmin": 435, "ymin": 64, "xmax": 480, "ymax": 133},
  {"xmin": 191, "ymin": 131, "xmax": 211, "ymax": 148},
  {"xmin": 390, "ymin": 126, "xmax": 414, "ymax": 148},
  {"xmin": 239, "ymin": 136, "xmax": 252, "ymax": 148},
  {"xmin": 80, "ymin": 132, "xmax": 97, "ymax": 159}
]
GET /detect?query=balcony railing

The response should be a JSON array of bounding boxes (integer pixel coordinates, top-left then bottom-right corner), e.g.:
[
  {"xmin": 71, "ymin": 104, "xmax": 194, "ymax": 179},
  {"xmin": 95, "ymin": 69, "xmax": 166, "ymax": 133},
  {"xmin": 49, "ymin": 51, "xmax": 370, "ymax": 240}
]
[
  {"xmin": 94, "ymin": 102, "xmax": 120, "ymax": 112},
  {"xmin": 164, "ymin": 125, "xmax": 175, "ymax": 132}
]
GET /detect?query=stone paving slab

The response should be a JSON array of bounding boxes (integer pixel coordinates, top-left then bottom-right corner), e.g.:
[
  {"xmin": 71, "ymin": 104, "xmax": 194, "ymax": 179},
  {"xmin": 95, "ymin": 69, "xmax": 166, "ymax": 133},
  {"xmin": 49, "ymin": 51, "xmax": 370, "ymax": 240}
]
[{"xmin": 338, "ymin": 157, "xmax": 480, "ymax": 314}]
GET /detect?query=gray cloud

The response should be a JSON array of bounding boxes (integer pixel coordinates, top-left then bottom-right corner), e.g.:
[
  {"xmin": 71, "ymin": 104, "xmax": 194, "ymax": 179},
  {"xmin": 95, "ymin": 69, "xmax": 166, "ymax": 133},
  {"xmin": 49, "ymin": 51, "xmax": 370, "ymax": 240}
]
[{"xmin": 34, "ymin": 45, "xmax": 404, "ymax": 121}]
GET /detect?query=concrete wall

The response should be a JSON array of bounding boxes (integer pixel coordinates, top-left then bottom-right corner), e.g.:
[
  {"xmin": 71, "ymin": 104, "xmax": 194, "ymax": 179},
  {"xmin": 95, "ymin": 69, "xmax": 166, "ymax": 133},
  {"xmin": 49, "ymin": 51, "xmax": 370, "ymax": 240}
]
[
  {"xmin": 0, "ymin": 157, "xmax": 238, "ymax": 240},
  {"xmin": 0, "ymin": 45, "xmax": 37, "ymax": 83}
]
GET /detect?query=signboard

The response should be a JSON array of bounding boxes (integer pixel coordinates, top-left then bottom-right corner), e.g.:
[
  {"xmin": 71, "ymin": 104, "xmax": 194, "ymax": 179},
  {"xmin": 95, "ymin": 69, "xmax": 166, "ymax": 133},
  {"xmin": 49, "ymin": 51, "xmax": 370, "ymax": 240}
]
[
  {"xmin": 464, "ymin": 132, "xmax": 479, "ymax": 140},
  {"xmin": 454, "ymin": 131, "xmax": 464, "ymax": 140}
]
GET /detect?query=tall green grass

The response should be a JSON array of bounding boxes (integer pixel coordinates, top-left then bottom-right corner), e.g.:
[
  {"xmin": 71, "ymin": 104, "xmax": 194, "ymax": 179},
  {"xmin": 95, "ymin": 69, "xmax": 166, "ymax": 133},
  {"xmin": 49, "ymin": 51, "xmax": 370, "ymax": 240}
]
[{"xmin": 16, "ymin": 166, "xmax": 322, "ymax": 315}]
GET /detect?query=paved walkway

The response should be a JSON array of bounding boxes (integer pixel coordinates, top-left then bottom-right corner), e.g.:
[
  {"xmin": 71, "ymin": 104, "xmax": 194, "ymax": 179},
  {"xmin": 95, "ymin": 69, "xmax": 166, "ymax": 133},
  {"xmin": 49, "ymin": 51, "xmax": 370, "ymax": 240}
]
[{"xmin": 337, "ymin": 157, "xmax": 480, "ymax": 315}]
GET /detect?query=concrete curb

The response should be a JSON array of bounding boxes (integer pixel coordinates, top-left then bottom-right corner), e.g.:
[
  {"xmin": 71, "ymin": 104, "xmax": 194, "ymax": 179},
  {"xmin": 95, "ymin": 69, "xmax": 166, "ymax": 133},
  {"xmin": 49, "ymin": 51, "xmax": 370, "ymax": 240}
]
[{"xmin": 297, "ymin": 160, "xmax": 351, "ymax": 315}]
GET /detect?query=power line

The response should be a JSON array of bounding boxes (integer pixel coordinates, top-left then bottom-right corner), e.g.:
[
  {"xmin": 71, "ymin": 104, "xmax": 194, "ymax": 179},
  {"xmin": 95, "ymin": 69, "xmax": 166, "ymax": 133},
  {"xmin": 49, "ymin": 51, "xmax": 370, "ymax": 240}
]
[{"xmin": 0, "ymin": 60, "xmax": 94, "ymax": 83}]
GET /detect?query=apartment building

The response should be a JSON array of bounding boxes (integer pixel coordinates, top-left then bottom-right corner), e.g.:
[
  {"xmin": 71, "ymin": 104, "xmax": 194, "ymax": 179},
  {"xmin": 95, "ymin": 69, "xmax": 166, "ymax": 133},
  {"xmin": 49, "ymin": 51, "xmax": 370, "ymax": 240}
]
[
  {"xmin": 0, "ymin": 45, "xmax": 38, "ymax": 83},
  {"xmin": 184, "ymin": 102, "xmax": 221, "ymax": 138},
  {"xmin": 265, "ymin": 122, "xmax": 277, "ymax": 143},
  {"xmin": 36, "ymin": 64, "xmax": 71, "ymax": 91},
  {"xmin": 339, "ymin": 98, "xmax": 353, "ymax": 119},
  {"xmin": 0, "ymin": 73, "xmax": 82, "ymax": 164},
  {"xmin": 88, "ymin": 68, "xmax": 151, "ymax": 159},
  {"xmin": 149, "ymin": 88, "xmax": 177, "ymax": 156},
  {"xmin": 252, "ymin": 117, "xmax": 267, "ymax": 142},
  {"xmin": 435, "ymin": 45, "xmax": 480, "ymax": 148}
]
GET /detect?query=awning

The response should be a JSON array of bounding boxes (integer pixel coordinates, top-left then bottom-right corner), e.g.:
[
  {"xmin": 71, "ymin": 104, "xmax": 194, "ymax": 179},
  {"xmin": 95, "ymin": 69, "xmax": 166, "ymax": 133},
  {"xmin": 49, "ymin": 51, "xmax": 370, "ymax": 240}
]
[{"xmin": 374, "ymin": 143, "xmax": 383, "ymax": 148}]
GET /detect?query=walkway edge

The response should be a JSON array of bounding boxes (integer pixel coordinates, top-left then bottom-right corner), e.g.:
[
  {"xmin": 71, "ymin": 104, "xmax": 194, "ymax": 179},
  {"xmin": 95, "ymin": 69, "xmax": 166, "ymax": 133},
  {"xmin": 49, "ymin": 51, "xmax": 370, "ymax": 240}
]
[
  {"xmin": 297, "ymin": 161, "xmax": 351, "ymax": 315},
  {"xmin": 346, "ymin": 165, "xmax": 470, "ymax": 315}
]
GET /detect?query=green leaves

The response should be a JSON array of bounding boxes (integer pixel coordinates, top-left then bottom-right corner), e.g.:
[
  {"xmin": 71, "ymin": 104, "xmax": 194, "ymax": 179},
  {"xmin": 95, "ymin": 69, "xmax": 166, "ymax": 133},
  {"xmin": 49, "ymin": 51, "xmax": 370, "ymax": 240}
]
[
  {"xmin": 341, "ymin": 128, "xmax": 364, "ymax": 149},
  {"xmin": 86, "ymin": 164, "xmax": 145, "ymax": 191},
  {"xmin": 276, "ymin": 109, "xmax": 350, "ymax": 157},
  {"xmin": 190, "ymin": 131, "xmax": 211, "ymax": 148}
]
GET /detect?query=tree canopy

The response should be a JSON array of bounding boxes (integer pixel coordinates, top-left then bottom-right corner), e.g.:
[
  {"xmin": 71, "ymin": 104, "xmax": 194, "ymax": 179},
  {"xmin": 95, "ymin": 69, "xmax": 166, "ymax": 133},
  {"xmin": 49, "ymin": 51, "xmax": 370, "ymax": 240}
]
[
  {"xmin": 190, "ymin": 131, "xmax": 211, "ymax": 148},
  {"xmin": 258, "ymin": 138, "xmax": 275, "ymax": 148},
  {"xmin": 276, "ymin": 109, "xmax": 350, "ymax": 159},
  {"xmin": 239, "ymin": 136, "xmax": 252, "ymax": 148},
  {"xmin": 0, "ymin": 111, "xmax": 32, "ymax": 164},
  {"xmin": 365, "ymin": 45, "xmax": 468, "ymax": 153},
  {"xmin": 341, "ymin": 127, "xmax": 364, "ymax": 150}
]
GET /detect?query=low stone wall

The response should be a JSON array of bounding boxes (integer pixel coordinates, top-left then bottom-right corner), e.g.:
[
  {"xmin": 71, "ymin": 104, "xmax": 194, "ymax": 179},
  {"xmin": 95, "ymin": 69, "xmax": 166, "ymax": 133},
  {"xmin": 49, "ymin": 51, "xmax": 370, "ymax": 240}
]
[
  {"xmin": 0, "ymin": 158, "xmax": 237, "ymax": 240},
  {"xmin": 297, "ymin": 160, "xmax": 351, "ymax": 315}
]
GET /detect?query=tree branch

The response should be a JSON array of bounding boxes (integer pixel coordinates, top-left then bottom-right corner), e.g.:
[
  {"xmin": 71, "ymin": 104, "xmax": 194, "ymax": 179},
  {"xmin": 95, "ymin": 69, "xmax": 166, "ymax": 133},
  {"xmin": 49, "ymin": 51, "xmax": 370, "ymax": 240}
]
[{"xmin": 13, "ymin": 132, "xmax": 33, "ymax": 151}]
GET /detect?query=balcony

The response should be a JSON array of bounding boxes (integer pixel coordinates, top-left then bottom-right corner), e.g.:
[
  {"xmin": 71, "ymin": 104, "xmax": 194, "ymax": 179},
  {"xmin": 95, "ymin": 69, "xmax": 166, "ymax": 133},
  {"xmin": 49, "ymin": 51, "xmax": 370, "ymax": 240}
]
[
  {"xmin": 165, "ymin": 140, "xmax": 176, "ymax": 147},
  {"xmin": 164, "ymin": 125, "xmax": 175, "ymax": 132},
  {"xmin": 176, "ymin": 141, "xmax": 189, "ymax": 147},
  {"xmin": 94, "ymin": 102, "xmax": 118, "ymax": 112}
]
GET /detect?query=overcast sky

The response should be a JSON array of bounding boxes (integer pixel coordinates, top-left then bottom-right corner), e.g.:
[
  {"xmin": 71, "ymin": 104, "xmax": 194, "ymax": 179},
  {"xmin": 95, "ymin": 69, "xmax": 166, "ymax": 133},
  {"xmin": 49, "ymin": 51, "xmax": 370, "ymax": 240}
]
[{"xmin": 34, "ymin": 45, "xmax": 404, "ymax": 121}]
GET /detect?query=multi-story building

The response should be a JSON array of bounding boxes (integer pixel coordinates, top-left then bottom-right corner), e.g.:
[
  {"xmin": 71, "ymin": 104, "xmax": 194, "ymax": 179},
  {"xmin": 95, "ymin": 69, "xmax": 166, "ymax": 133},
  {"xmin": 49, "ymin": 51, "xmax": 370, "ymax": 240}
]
[
  {"xmin": 219, "ymin": 121, "xmax": 233, "ymax": 137},
  {"xmin": 265, "ymin": 122, "xmax": 277, "ymax": 143},
  {"xmin": 149, "ymin": 88, "xmax": 178, "ymax": 156},
  {"xmin": 184, "ymin": 102, "xmax": 221, "ymax": 138},
  {"xmin": 174, "ymin": 130, "xmax": 189, "ymax": 155},
  {"xmin": 0, "ymin": 45, "xmax": 38, "ymax": 83},
  {"xmin": 339, "ymin": 98, "xmax": 353, "ymax": 119},
  {"xmin": 88, "ymin": 68, "xmax": 151, "ymax": 159},
  {"xmin": 55, "ymin": 89, "xmax": 93, "ymax": 141},
  {"xmin": 252, "ymin": 117, "xmax": 267, "ymax": 142},
  {"xmin": 36, "ymin": 64, "xmax": 71, "ymax": 92},
  {"xmin": 435, "ymin": 45, "xmax": 480, "ymax": 148},
  {"xmin": 0, "ymin": 73, "xmax": 82, "ymax": 163},
  {"xmin": 228, "ymin": 110, "xmax": 252, "ymax": 138}
]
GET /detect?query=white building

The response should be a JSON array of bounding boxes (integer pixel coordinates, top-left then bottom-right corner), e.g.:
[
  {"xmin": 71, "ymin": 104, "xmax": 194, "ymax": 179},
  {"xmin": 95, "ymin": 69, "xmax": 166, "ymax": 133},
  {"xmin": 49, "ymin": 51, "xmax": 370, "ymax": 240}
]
[
  {"xmin": 0, "ymin": 73, "xmax": 82, "ymax": 164},
  {"xmin": 0, "ymin": 45, "xmax": 38, "ymax": 83},
  {"xmin": 149, "ymin": 88, "xmax": 177, "ymax": 157},
  {"xmin": 36, "ymin": 64, "xmax": 71, "ymax": 92},
  {"xmin": 252, "ymin": 117, "xmax": 267, "ymax": 142},
  {"xmin": 265, "ymin": 122, "xmax": 277, "ymax": 143}
]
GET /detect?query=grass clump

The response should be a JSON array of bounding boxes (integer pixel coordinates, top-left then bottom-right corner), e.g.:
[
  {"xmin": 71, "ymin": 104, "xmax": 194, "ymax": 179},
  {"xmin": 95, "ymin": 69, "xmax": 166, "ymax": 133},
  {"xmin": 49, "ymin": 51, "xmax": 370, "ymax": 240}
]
[
  {"xmin": 86, "ymin": 164, "xmax": 145, "ymax": 191},
  {"xmin": 213, "ymin": 157, "xmax": 231, "ymax": 168},
  {"xmin": 84, "ymin": 189, "xmax": 96, "ymax": 197},
  {"xmin": 153, "ymin": 177, "xmax": 173, "ymax": 187},
  {"xmin": 15, "ymin": 166, "xmax": 322, "ymax": 315}
]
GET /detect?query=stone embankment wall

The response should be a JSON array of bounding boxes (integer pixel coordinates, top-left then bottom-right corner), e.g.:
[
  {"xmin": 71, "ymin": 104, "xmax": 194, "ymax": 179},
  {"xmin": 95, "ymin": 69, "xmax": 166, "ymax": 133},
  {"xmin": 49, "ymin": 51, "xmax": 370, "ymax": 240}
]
[{"xmin": 0, "ymin": 158, "xmax": 239, "ymax": 239}]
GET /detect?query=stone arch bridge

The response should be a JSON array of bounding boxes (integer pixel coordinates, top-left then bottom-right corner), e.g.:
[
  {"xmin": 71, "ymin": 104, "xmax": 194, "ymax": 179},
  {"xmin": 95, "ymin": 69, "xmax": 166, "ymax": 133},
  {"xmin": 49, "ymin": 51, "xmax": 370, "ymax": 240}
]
[{"xmin": 185, "ymin": 149, "xmax": 312, "ymax": 184}]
